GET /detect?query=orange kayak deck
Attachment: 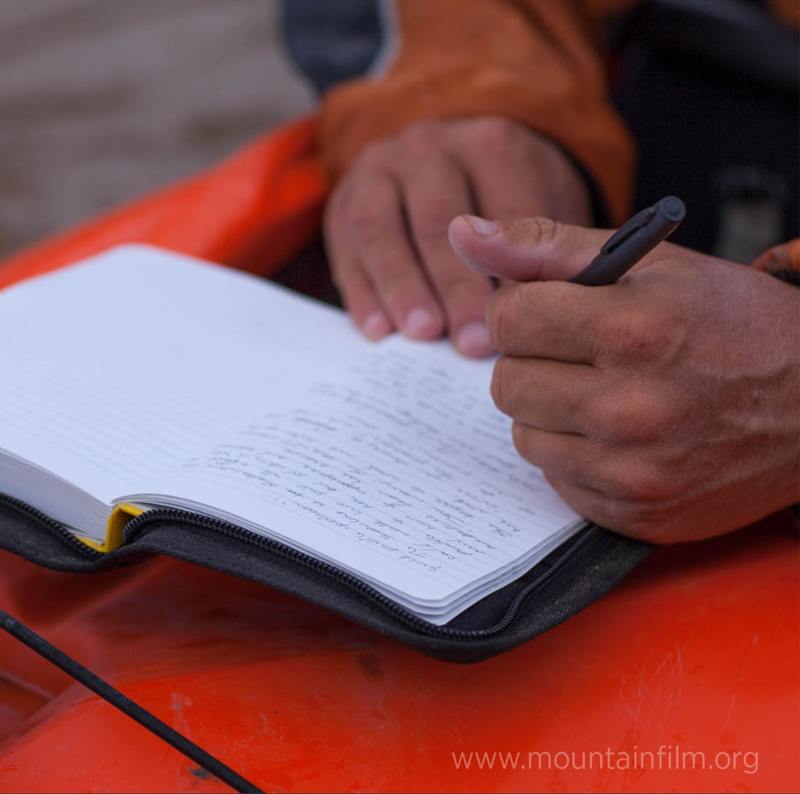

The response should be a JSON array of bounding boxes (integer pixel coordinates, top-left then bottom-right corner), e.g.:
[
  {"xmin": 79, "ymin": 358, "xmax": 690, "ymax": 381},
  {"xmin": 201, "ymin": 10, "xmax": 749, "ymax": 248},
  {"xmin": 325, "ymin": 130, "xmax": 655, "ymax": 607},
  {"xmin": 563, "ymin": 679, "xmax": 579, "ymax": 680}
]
[{"xmin": 0, "ymin": 513, "xmax": 797, "ymax": 793}]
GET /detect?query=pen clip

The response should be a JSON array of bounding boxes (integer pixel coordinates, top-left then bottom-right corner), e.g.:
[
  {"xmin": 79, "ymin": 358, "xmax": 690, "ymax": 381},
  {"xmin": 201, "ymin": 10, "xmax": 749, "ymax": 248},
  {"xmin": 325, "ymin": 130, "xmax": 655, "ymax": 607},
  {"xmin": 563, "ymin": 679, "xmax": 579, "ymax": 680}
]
[{"xmin": 599, "ymin": 206, "xmax": 656, "ymax": 255}]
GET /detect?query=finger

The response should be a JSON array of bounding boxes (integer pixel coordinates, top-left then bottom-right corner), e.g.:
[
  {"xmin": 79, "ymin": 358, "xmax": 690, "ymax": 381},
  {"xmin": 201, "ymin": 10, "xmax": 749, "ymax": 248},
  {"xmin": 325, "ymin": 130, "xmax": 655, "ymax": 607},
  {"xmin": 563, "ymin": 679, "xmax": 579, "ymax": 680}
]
[
  {"xmin": 486, "ymin": 280, "xmax": 614, "ymax": 362},
  {"xmin": 510, "ymin": 420, "xmax": 665, "ymax": 528},
  {"xmin": 466, "ymin": 154, "xmax": 552, "ymax": 223},
  {"xmin": 332, "ymin": 260, "xmax": 394, "ymax": 340},
  {"xmin": 401, "ymin": 155, "xmax": 495, "ymax": 357},
  {"xmin": 462, "ymin": 157, "xmax": 579, "ymax": 294},
  {"xmin": 543, "ymin": 475, "xmax": 624, "ymax": 531},
  {"xmin": 325, "ymin": 194, "xmax": 393, "ymax": 340},
  {"xmin": 511, "ymin": 421, "xmax": 601, "ymax": 485},
  {"xmin": 512, "ymin": 421, "xmax": 604, "ymax": 494},
  {"xmin": 450, "ymin": 118, "xmax": 591, "ymax": 225},
  {"xmin": 347, "ymin": 173, "xmax": 445, "ymax": 339},
  {"xmin": 492, "ymin": 356, "xmax": 598, "ymax": 434},
  {"xmin": 466, "ymin": 159, "xmax": 568, "ymax": 295},
  {"xmin": 449, "ymin": 214, "xmax": 611, "ymax": 282}
]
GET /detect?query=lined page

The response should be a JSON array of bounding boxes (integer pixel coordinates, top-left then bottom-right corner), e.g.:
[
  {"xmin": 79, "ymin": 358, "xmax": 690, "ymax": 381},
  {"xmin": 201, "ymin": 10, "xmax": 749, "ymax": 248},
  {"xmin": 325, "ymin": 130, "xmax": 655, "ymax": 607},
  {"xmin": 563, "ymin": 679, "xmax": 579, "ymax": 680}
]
[
  {"xmin": 126, "ymin": 337, "xmax": 582, "ymax": 611},
  {"xmin": 0, "ymin": 245, "xmax": 357, "ymax": 531},
  {"xmin": 1, "ymin": 243, "xmax": 583, "ymax": 615}
]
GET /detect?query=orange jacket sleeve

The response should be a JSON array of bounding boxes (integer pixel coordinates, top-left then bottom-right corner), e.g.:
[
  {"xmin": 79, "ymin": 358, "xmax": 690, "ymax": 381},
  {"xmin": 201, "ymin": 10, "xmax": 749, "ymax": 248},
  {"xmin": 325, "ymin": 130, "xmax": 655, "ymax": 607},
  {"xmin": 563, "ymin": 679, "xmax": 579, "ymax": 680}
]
[{"xmin": 319, "ymin": 0, "xmax": 637, "ymax": 223}]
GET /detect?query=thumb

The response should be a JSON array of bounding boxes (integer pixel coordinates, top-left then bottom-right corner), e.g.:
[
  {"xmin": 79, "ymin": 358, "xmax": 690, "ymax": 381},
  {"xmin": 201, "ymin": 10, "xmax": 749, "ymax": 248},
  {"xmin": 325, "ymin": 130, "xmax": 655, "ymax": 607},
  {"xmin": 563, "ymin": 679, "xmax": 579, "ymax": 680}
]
[{"xmin": 448, "ymin": 214, "xmax": 612, "ymax": 282}]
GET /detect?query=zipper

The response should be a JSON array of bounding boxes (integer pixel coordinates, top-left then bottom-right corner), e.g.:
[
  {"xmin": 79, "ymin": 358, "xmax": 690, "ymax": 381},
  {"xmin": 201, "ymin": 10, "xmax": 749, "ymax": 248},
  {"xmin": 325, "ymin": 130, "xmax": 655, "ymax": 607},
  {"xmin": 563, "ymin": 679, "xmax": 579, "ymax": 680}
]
[
  {"xmin": 122, "ymin": 507, "xmax": 596, "ymax": 640},
  {"xmin": 0, "ymin": 492, "xmax": 595, "ymax": 641},
  {"xmin": 0, "ymin": 492, "xmax": 104, "ymax": 560}
]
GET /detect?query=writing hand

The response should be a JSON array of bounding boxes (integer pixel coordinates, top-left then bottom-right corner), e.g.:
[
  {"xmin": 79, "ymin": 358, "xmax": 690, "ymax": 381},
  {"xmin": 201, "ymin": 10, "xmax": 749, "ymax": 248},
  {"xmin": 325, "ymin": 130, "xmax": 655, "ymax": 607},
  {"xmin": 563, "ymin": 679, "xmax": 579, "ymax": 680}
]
[
  {"xmin": 324, "ymin": 117, "xmax": 591, "ymax": 357},
  {"xmin": 449, "ymin": 215, "xmax": 800, "ymax": 542}
]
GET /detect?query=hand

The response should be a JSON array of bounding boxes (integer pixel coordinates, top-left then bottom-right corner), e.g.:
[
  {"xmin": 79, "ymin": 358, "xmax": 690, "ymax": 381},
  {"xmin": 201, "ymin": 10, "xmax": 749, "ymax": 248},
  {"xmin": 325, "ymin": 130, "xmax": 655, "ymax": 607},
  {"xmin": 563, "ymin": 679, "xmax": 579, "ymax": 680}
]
[
  {"xmin": 449, "ymin": 215, "xmax": 800, "ymax": 542},
  {"xmin": 324, "ymin": 117, "xmax": 592, "ymax": 357}
]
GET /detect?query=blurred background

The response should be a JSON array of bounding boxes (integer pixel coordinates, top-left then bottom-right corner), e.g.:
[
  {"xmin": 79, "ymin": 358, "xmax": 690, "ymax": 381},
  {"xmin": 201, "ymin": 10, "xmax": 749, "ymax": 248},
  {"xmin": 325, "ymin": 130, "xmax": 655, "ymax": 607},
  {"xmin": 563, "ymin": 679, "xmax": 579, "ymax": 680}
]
[
  {"xmin": 2, "ymin": 0, "xmax": 797, "ymax": 263},
  {"xmin": 0, "ymin": 0, "xmax": 314, "ymax": 258}
]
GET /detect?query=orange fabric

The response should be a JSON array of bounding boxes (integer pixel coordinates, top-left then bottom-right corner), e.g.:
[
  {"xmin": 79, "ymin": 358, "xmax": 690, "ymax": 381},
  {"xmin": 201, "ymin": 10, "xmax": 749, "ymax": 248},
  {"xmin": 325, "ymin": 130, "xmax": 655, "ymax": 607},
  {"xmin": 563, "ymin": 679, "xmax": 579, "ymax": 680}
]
[
  {"xmin": 0, "ymin": 117, "xmax": 327, "ymax": 291},
  {"xmin": 319, "ymin": 0, "xmax": 799, "ymax": 226},
  {"xmin": 0, "ymin": 114, "xmax": 798, "ymax": 793},
  {"xmin": 769, "ymin": 0, "xmax": 800, "ymax": 26},
  {"xmin": 320, "ymin": 0, "xmax": 636, "ymax": 224}
]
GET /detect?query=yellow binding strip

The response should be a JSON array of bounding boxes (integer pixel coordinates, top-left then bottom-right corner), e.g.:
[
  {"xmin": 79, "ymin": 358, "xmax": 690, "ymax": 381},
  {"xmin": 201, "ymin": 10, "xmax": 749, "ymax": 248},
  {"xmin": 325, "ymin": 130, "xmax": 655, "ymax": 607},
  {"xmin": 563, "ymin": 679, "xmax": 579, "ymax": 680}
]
[{"xmin": 76, "ymin": 503, "xmax": 144, "ymax": 554}]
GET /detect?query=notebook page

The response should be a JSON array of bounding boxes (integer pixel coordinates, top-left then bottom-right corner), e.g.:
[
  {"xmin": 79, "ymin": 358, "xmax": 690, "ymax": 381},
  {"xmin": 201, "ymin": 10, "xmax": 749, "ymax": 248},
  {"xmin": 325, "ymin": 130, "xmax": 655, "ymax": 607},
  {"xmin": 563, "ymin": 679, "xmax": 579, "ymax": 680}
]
[
  {"xmin": 124, "ymin": 336, "xmax": 583, "ymax": 614},
  {"xmin": 0, "ymin": 245, "xmax": 359, "ymax": 536}
]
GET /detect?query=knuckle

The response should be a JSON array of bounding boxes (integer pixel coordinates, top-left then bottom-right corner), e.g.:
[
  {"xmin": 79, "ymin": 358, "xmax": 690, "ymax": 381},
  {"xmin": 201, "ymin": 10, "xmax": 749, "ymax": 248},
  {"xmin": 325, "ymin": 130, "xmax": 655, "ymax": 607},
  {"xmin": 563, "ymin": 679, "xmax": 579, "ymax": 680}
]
[
  {"xmin": 400, "ymin": 119, "xmax": 445, "ymax": 149},
  {"xmin": 507, "ymin": 216, "xmax": 561, "ymax": 250},
  {"xmin": 590, "ymin": 485, "xmax": 667, "ymax": 534},
  {"xmin": 469, "ymin": 117, "xmax": 524, "ymax": 149},
  {"xmin": 607, "ymin": 499, "xmax": 669, "ymax": 540},
  {"xmin": 357, "ymin": 138, "xmax": 392, "ymax": 167},
  {"xmin": 592, "ymin": 389, "xmax": 667, "ymax": 445},
  {"xmin": 600, "ymin": 309, "xmax": 667, "ymax": 362},
  {"xmin": 612, "ymin": 464, "xmax": 672, "ymax": 504}
]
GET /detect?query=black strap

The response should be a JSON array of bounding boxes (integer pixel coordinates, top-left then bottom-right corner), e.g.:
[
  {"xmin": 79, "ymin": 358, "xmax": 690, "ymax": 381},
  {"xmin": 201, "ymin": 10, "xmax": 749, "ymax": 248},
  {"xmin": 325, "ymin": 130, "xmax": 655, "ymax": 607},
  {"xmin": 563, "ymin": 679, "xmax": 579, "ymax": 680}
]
[{"xmin": 0, "ymin": 609, "xmax": 263, "ymax": 793}]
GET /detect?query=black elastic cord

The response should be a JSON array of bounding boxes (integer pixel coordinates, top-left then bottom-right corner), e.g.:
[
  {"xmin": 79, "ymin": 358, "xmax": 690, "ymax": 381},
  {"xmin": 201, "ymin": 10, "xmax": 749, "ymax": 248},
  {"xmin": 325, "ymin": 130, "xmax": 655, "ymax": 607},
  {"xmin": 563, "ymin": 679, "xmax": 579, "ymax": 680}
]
[{"xmin": 0, "ymin": 609, "xmax": 262, "ymax": 793}]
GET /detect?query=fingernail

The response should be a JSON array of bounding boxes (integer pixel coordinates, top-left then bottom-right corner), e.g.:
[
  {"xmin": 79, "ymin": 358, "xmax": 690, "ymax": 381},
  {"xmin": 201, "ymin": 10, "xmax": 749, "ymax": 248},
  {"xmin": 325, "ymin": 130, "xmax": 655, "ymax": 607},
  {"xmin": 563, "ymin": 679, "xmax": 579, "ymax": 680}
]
[
  {"xmin": 463, "ymin": 215, "xmax": 499, "ymax": 238},
  {"xmin": 362, "ymin": 311, "xmax": 391, "ymax": 340},
  {"xmin": 456, "ymin": 321, "xmax": 493, "ymax": 357},
  {"xmin": 404, "ymin": 307, "xmax": 438, "ymax": 337}
]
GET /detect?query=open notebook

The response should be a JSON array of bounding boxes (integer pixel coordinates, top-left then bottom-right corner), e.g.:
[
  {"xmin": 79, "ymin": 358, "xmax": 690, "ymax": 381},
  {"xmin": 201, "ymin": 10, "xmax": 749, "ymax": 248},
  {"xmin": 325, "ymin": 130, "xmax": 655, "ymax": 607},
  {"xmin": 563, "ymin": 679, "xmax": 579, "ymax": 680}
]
[{"xmin": 0, "ymin": 245, "xmax": 585, "ymax": 625}]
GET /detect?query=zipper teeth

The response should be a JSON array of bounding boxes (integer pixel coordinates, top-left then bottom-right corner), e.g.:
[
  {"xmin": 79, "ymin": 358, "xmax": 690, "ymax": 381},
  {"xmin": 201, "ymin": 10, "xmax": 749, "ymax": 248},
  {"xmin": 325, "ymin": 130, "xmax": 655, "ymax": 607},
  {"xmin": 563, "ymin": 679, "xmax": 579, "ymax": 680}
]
[
  {"xmin": 0, "ymin": 492, "xmax": 595, "ymax": 641},
  {"xmin": 0, "ymin": 493, "xmax": 103, "ymax": 560},
  {"xmin": 122, "ymin": 508, "xmax": 596, "ymax": 640}
]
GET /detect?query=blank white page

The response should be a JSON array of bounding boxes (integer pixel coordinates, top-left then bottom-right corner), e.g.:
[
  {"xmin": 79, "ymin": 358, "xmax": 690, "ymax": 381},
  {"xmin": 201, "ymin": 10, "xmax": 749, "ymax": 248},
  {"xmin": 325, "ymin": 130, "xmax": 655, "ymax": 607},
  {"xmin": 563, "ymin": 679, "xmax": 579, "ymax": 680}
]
[{"xmin": 0, "ymin": 244, "xmax": 359, "ymax": 535}]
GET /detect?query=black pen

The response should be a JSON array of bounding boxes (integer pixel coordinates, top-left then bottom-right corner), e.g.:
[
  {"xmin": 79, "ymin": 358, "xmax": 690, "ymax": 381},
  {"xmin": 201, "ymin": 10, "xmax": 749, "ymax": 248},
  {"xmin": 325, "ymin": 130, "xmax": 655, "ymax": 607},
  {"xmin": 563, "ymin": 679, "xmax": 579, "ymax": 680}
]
[{"xmin": 570, "ymin": 196, "xmax": 686, "ymax": 286}]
